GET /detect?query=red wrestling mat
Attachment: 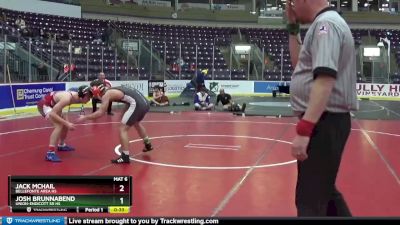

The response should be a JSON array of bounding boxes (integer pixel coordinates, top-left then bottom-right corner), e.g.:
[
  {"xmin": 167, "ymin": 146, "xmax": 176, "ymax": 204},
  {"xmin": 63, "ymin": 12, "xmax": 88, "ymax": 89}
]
[{"xmin": 0, "ymin": 112, "xmax": 399, "ymax": 216}]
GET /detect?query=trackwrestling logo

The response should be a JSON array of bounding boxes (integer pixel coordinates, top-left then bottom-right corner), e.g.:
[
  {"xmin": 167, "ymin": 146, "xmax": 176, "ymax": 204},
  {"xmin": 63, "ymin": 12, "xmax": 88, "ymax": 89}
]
[{"xmin": 2, "ymin": 217, "xmax": 64, "ymax": 225}]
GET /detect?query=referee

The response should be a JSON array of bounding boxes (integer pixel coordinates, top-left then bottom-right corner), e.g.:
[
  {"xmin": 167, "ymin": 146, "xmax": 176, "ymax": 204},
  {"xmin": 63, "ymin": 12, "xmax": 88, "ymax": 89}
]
[
  {"xmin": 92, "ymin": 72, "xmax": 113, "ymax": 115},
  {"xmin": 286, "ymin": 0, "xmax": 358, "ymax": 216}
]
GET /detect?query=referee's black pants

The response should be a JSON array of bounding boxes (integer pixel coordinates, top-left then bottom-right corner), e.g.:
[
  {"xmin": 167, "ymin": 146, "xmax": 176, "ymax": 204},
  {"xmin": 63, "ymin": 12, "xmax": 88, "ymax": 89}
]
[
  {"xmin": 92, "ymin": 98, "xmax": 112, "ymax": 114},
  {"xmin": 296, "ymin": 112, "xmax": 352, "ymax": 217}
]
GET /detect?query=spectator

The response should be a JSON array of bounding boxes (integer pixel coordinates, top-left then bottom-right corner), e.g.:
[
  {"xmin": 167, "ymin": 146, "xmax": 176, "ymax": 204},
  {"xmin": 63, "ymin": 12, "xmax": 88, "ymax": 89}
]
[
  {"xmin": 216, "ymin": 88, "xmax": 246, "ymax": 112},
  {"xmin": 150, "ymin": 85, "xmax": 169, "ymax": 106},
  {"xmin": 0, "ymin": 11, "xmax": 7, "ymax": 24},
  {"xmin": 94, "ymin": 29, "xmax": 103, "ymax": 44},
  {"xmin": 194, "ymin": 87, "xmax": 214, "ymax": 111},
  {"xmin": 177, "ymin": 58, "xmax": 186, "ymax": 71},
  {"xmin": 0, "ymin": 65, "xmax": 3, "ymax": 82},
  {"xmin": 15, "ymin": 15, "xmax": 26, "ymax": 31},
  {"xmin": 60, "ymin": 63, "xmax": 77, "ymax": 80},
  {"xmin": 67, "ymin": 30, "xmax": 74, "ymax": 42},
  {"xmin": 32, "ymin": 62, "xmax": 49, "ymax": 81},
  {"xmin": 104, "ymin": 23, "xmax": 113, "ymax": 47},
  {"xmin": 39, "ymin": 28, "xmax": 46, "ymax": 40}
]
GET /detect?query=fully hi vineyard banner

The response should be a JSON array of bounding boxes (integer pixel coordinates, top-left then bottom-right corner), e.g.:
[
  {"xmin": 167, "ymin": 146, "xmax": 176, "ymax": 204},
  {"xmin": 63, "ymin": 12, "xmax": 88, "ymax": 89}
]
[{"xmin": 357, "ymin": 83, "xmax": 400, "ymax": 97}]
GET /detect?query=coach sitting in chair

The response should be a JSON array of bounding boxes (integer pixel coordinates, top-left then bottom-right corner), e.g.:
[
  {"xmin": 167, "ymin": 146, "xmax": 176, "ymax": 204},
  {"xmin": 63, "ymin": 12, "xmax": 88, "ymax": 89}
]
[{"xmin": 92, "ymin": 72, "xmax": 113, "ymax": 115}]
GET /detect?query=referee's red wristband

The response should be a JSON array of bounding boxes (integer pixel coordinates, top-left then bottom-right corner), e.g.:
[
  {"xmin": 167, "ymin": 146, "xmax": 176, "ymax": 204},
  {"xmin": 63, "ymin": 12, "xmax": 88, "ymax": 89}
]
[{"xmin": 296, "ymin": 119, "xmax": 316, "ymax": 137}]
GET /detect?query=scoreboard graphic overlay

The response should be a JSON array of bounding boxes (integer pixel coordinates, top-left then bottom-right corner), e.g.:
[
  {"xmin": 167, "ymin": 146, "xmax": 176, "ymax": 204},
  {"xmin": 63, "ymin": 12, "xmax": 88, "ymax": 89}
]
[{"xmin": 8, "ymin": 176, "xmax": 132, "ymax": 213}]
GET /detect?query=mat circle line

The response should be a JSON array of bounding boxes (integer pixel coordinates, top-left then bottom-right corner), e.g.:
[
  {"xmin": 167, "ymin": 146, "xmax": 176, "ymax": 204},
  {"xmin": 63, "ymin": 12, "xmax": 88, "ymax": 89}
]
[{"xmin": 114, "ymin": 134, "xmax": 296, "ymax": 170}]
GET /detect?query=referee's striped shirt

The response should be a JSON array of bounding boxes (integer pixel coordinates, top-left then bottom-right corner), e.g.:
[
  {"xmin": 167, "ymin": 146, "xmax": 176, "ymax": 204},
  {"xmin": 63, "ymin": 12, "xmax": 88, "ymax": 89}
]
[{"xmin": 290, "ymin": 8, "xmax": 358, "ymax": 114}]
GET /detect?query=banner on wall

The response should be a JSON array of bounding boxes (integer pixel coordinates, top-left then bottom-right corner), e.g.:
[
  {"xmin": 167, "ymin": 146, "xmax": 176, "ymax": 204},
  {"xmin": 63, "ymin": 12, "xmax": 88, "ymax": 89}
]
[
  {"xmin": 253, "ymin": 82, "xmax": 400, "ymax": 97},
  {"xmin": 254, "ymin": 81, "xmax": 286, "ymax": 93},
  {"xmin": 216, "ymin": 4, "xmax": 245, "ymax": 11},
  {"xmin": 164, "ymin": 80, "xmax": 189, "ymax": 95},
  {"xmin": 115, "ymin": 81, "xmax": 148, "ymax": 97},
  {"xmin": 2, "ymin": 81, "xmax": 400, "ymax": 111},
  {"xmin": 65, "ymin": 81, "xmax": 149, "ymax": 97},
  {"xmin": 177, "ymin": 3, "xmax": 245, "ymax": 10},
  {"xmin": 0, "ymin": 85, "xmax": 13, "ymax": 109},
  {"xmin": 178, "ymin": 3, "xmax": 210, "ymax": 10},
  {"xmin": 0, "ymin": 83, "xmax": 66, "ymax": 109},
  {"xmin": 356, "ymin": 83, "xmax": 400, "ymax": 97},
  {"xmin": 205, "ymin": 80, "xmax": 254, "ymax": 95},
  {"xmin": 133, "ymin": 0, "xmax": 171, "ymax": 7}
]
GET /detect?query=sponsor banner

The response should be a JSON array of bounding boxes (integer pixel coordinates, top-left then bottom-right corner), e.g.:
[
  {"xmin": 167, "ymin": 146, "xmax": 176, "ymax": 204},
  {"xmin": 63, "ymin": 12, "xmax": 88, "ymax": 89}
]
[
  {"xmin": 216, "ymin": 4, "xmax": 245, "ymax": 11},
  {"xmin": 66, "ymin": 81, "xmax": 148, "ymax": 97},
  {"xmin": 0, "ymin": 83, "xmax": 65, "ymax": 109},
  {"xmin": 254, "ymin": 82, "xmax": 400, "ymax": 97},
  {"xmin": 65, "ymin": 81, "xmax": 90, "ymax": 91},
  {"xmin": 133, "ymin": 0, "xmax": 171, "ymax": 7},
  {"xmin": 178, "ymin": 3, "xmax": 245, "ymax": 10},
  {"xmin": 0, "ymin": 85, "xmax": 13, "ymax": 109},
  {"xmin": 205, "ymin": 80, "xmax": 253, "ymax": 95},
  {"xmin": 357, "ymin": 83, "xmax": 400, "ymax": 97},
  {"xmin": 114, "ymin": 81, "xmax": 148, "ymax": 97},
  {"xmin": 254, "ymin": 81, "xmax": 284, "ymax": 93},
  {"xmin": 178, "ymin": 3, "xmax": 210, "ymax": 10},
  {"xmin": 2, "ymin": 216, "xmax": 64, "ymax": 225},
  {"xmin": 164, "ymin": 80, "xmax": 189, "ymax": 95}
]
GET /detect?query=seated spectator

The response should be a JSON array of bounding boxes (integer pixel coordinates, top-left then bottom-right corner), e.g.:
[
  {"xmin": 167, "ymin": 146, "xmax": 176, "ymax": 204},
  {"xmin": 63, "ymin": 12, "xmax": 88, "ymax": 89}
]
[
  {"xmin": 215, "ymin": 88, "xmax": 246, "ymax": 112},
  {"xmin": 39, "ymin": 28, "xmax": 47, "ymax": 40},
  {"xmin": 94, "ymin": 29, "xmax": 103, "ymax": 44},
  {"xmin": 32, "ymin": 63, "xmax": 48, "ymax": 81},
  {"xmin": 194, "ymin": 88, "xmax": 214, "ymax": 111},
  {"xmin": 0, "ymin": 11, "xmax": 7, "ymax": 24},
  {"xmin": 15, "ymin": 15, "xmax": 26, "ymax": 30},
  {"xmin": 150, "ymin": 85, "xmax": 169, "ymax": 106}
]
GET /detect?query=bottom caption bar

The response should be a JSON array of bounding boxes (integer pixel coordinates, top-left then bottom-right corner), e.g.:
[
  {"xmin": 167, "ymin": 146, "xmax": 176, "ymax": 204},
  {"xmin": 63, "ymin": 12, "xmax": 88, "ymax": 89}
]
[{"xmin": 1, "ymin": 217, "xmax": 399, "ymax": 225}]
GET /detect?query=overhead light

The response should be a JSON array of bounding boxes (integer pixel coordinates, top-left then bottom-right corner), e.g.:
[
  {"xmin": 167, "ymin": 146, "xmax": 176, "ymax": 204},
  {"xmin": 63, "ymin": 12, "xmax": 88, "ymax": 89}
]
[
  {"xmin": 377, "ymin": 41, "xmax": 384, "ymax": 47},
  {"xmin": 364, "ymin": 47, "xmax": 381, "ymax": 57},
  {"xmin": 235, "ymin": 45, "xmax": 251, "ymax": 54}
]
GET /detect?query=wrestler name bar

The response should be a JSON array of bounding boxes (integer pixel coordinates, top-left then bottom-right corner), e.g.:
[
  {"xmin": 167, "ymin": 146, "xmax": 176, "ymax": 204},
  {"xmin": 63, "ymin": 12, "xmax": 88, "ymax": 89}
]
[{"xmin": 8, "ymin": 176, "xmax": 132, "ymax": 210}]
